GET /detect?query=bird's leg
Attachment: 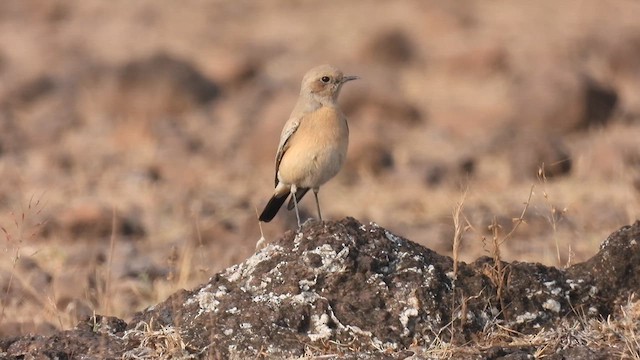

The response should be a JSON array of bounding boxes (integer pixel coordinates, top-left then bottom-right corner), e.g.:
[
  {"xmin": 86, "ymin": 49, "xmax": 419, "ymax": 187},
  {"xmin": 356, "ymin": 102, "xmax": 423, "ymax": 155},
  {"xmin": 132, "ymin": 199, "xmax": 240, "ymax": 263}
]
[
  {"xmin": 313, "ymin": 188, "xmax": 322, "ymax": 222},
  {"xmin": 291, "ymin": 185, "xmax": 302, "ymax": 229}
]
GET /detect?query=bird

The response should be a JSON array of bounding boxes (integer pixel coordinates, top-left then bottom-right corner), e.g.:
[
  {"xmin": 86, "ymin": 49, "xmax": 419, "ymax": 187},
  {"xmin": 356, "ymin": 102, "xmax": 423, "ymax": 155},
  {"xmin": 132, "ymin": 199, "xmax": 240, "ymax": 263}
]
[{"xmin": 259, "ymin": 64, "xmax": 358, "ymax": 228}]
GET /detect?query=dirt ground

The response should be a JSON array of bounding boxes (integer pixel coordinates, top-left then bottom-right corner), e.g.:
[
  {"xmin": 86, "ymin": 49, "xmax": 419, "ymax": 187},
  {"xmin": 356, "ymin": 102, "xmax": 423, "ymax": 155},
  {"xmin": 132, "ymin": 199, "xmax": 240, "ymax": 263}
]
[{"xmin": 0, "ymin": 0, "xmax": 639, "ymax": 342}]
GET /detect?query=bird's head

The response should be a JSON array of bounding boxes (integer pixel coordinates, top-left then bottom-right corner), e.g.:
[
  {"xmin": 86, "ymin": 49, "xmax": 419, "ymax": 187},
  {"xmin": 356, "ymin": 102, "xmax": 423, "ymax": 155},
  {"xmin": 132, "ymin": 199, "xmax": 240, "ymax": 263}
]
[{"xmin": 301, "ymin": 64, "xmax": 358, "ymax": 105}]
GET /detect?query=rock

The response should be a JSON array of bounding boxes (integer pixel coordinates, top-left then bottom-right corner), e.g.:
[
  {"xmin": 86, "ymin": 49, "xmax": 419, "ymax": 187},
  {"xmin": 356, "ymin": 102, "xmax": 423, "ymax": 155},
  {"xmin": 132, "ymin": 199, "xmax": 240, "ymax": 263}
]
[
  {"xmin": 548, "ymin": 346, "xmax": 609, "ymax": 360},
  {"xmin": 443, "ymin": 45, "xmax": 509, "ymax": 77},
  {"xmin": 16, "ymin": 257, "xmax": 52, "ymax": 293},
  {"xmin": 0, "ymin": 321, "xmax": 57, "ymax": 339},
  {"xmin": 75, "ymin": 53, "xmax": 221, "ymax": 120},
  {"xmin": 205, "ymin": 53, "xmax": 261, "ymax": 89},
  {"xmin": 0, "ymin": 49, "xmax": 6, "ymax": 74},
  {"xmin": 55, "ymin": 297, "xmax": 94, "ymax": 323},
  {"xmin": 2, "ymin": 316, "xmax": 126, "ymax": 359},
  {"xmin": 115, "ymin": 53, "xmax": 221, "ymax": 110},
  {"xmin": 581, "ymin": 78, "xmax": 618, "ymax": 129},
  {"xmin": 512, "ymin": 70, "xmax": 619, "ymax": 134},
  {"xmin": 363, "ymin": 29, "xmax": 416, "ymax": 66},
  {"xmin": 342, "ymin": 140, "xmax": 394, "ymax": 183},
  {"xmin": 342, "ymin": 88, "xmax": 424, "ymax": 129},
  {"xmin": 505, "ymin": 129, "xmax": 572, "ymax": 180},
  {"xmin": 2, "ymin": 218, "xmax": 640, "ymax": 358},
  {"xmin": 1, "ymin": 76, "xmax": 56, "ymax": 107},
  {"xmin": 125, "ymin": 218, "xmax": 640, "ymax": 357},
  {"xmin": 566, "ymin": 222, "xmax": 640, "ymax": 315},
  {"xmin": 423, "ymin": 157, "xmax": 476, "ymax": 187},
  {"xmin": 43, "ymin": 202, "xmax": 146, "ymax": 240}
]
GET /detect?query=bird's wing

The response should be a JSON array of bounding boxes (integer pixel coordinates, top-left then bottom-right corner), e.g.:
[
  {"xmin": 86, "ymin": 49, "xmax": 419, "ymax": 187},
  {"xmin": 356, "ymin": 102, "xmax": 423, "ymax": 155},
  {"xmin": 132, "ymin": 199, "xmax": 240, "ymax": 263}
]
[{"xmin": 274, "ymin": 116, "xmax": 301, "ymax": 187}]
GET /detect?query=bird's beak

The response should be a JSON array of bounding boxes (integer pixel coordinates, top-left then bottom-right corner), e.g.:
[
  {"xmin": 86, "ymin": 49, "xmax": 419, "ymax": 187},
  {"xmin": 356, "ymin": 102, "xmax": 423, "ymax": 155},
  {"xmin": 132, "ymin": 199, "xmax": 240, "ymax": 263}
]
[{"xmin": 342, "ymin": 75, "xmax": 359, "ymax": 83}]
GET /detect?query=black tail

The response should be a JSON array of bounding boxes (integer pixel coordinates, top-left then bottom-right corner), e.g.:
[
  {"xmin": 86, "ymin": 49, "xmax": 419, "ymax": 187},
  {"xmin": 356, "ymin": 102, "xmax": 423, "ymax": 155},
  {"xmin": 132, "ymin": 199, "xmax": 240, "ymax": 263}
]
[
  {"xmin": 287, "ymin": 188, "xmax": 309, "ymax": 210},
  {"xmin": 259, "ymin": 192, "xmax": 290, "ymax": 222}
]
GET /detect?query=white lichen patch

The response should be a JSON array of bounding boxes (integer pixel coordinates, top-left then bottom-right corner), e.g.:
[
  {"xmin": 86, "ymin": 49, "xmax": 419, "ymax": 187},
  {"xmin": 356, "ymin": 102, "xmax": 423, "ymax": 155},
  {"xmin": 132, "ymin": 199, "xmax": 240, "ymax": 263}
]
[
  {"xmin": 543, "ymin": 280, "xmax": 563, "ymax": 296},
  {"xmin": 384, "ymin": 230, "xmax": 405, "ymax": 246},
  {"xmin": 446, "ymin": 271, "xmax": 455, "ymax": 280},
  {"xmin": 543, "ymin": 299, "xmax": 561, "ymax": 313},
  {"xmin": 252, "ymin": 292, "xmax": 290, "ymax": 307},
  {"xmin": 398, "ymin": 267, "xmax": 423, "ymax": 275},
  {"xmin": 291, "ymin": 291, "xmax": 320, "ymax": 305},
  {"xmin": 299, "ymin": 276, "xmax": 317, "ymax": 291},
  {"xmin": 366, "ymin": 273, "xmax": 384, "ymax": 285},
  {"xmin": 186, "ymin": 284, "xmax": 229, "ymax": 316},
  {"xmin": 307, "ymin": 314, "xmax": 333, "ymax": 341},
  {"xmin": 292, "ymin": 231, "xmax": 305, "ymax": 251},
  {"xmin": 370, "ymin": 338, "xmax": 399, "ymax": 353},
  {"xmin": 223, "ymin": 244, "xmax": 284, "ymax": 284},
  {"xmin": 399, "ymin": 308, "xmax": 418, "ymax": 336},
  {"xmin": 516, "ymin": 312, "xmax": 539, "ymax": 323},
  {"xmin": 307, "ymin": 244, "xmax": 349, "ymax": 273},
  {"xmin": 299, "ymin": 294, "xmax": 396, "ymax": 352},
  {"xmin": 422, "ymin": 264, "xmax": 437, "ymax": 289},
  {"xmin": 266, "ymin": 261, "xmax": 286, "ymax": 277},
  {"xmin": 185, "ymin": 284, "xmax": 212, "ymax": 306},
  {"xmin": 191, "ymin": 293, "xmax": 219, "ymax": 316}
]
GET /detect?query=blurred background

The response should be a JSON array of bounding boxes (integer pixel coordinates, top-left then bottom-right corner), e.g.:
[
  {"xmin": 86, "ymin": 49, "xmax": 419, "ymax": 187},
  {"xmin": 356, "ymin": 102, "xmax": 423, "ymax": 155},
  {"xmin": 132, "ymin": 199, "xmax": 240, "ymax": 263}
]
[{"xmin": 0, "ymin": 0, "xmax": 639, "ymax": 336}]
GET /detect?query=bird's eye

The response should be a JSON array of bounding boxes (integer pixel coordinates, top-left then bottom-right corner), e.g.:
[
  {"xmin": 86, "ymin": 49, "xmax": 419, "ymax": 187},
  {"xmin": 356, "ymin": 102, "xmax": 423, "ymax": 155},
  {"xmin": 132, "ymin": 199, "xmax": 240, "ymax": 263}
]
[{"xmin": 321, "ymin": 76, "xmax": 330, "ymax": 83}]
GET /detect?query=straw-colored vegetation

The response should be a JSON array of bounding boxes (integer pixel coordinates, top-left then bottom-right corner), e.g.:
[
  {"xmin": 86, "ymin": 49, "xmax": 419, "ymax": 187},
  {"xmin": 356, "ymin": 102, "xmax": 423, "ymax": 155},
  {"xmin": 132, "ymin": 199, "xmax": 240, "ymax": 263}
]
[{"xmin": 1, "ymin": 0, "xmax": 639, "ymax": 356}]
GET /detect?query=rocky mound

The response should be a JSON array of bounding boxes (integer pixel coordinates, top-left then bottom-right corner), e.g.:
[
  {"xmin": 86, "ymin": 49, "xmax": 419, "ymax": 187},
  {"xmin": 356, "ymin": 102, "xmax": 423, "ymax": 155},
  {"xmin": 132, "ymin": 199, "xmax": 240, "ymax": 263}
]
[{"xmin": 1, "ymin": 218, "xmax": 639, "ymax": 359}]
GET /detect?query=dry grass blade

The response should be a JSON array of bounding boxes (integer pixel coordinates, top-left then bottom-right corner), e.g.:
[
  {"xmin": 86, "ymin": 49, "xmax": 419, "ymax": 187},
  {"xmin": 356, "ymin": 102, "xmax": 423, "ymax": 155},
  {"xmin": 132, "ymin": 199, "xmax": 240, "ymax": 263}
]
[
  {"xmin": 451, "ymin": 189, "xmax": 468, "ymax": 280},
  {"xmin": 122, "ymin": 321, "xmax": 199, "ymax": 359},
  {"xmin": 485, "ymin": 185, "xmax": 534, "ymax": 318},
  {"xmin": 0, "ymin": 194, "xmax": 48, "ymax": 327},
  {"xmin": 104, "ymin": 207, "xmax": 118, "ymax": 316}
]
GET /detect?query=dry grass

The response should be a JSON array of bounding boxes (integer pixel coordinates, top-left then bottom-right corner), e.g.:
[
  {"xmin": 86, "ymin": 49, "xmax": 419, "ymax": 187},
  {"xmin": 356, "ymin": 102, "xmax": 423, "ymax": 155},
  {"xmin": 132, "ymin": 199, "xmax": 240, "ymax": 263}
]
[
  {"xmin": 1, "ymin": 173, "xmax": 638, "ymax": 357},
  {"xmin": 434, "ymin": 186, "xmax": 640, "ymax": 358},
  {"xmin": 0, "ymin": 0, "xmax": 639, "ymax": 357},
  {"xmin": 406, "ymin": 291, "xmax": 640, "ymax": 359},
  {"xmin": 122, "ymin": 320, "xmax": 199, "ymax": 359},
  {"xmin": 0, "ymin": 195, "xmax": 50, "ymax": 326}
]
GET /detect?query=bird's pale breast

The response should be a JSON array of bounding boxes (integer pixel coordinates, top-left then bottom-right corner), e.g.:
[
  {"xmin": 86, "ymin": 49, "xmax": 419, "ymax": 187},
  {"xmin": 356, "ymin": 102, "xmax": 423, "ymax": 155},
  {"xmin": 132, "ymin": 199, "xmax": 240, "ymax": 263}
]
[{"xmin": 277, "ymin": 106, "xmax": 349, "ymax": 188}]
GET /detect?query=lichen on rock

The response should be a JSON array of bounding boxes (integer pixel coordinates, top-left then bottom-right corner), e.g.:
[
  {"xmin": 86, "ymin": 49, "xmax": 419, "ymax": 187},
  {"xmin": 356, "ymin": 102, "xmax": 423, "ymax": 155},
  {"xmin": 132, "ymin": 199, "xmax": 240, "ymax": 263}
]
[{"xmin": 2, "ymin": 218, "xmax": 640, "ymax": 359}]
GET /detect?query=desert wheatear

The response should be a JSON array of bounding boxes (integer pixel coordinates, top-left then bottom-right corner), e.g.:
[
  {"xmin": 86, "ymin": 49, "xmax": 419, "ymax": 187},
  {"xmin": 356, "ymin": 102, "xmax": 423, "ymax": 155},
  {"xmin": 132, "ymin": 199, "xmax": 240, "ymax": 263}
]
[{"xmin": 259, "ymin": 64, "xmax": 358, "ymax": 227}]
